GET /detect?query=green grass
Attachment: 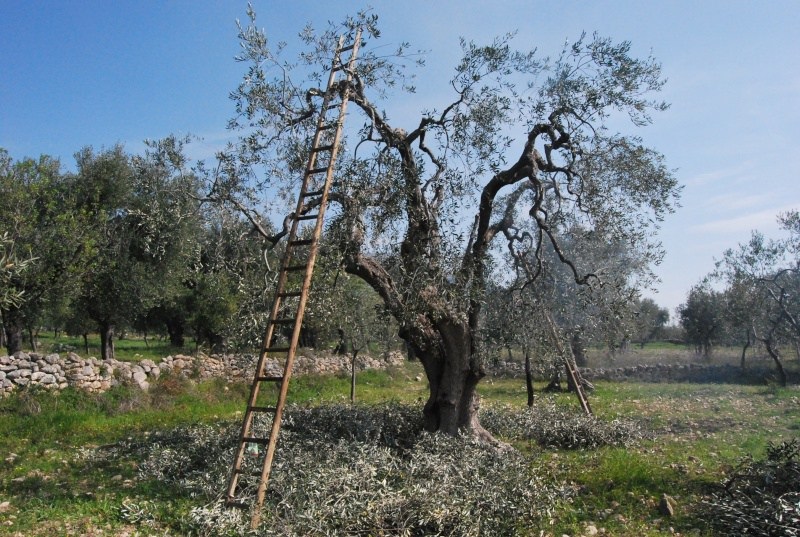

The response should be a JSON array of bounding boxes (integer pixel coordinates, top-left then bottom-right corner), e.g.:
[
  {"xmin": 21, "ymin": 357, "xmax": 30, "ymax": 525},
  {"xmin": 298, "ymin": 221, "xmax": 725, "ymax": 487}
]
[
  {"xmin": 1, "ymin": 361, "xmax": 799, "ymax": 536},
  {"xmin": 19, "ymin": 331, "xmax": 191, "ymax": 362}
]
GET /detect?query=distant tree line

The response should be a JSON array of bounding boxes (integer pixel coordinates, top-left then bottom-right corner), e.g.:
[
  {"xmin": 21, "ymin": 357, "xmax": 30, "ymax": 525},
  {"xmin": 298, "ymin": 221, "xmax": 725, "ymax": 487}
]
[{"xmin": 0, "ymin": 143, "xmax": 399, "ymax": 360}]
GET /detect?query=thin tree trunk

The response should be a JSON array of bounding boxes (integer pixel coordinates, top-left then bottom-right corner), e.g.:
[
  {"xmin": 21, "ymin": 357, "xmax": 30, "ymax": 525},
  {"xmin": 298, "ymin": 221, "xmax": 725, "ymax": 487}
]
[
  {"xmin": 82, "ymin": 333, "xmax": 89, "ymax": 356},
  {"xmin": 524, "ymin": 349, "xmax": 534, "ymax": 407},
  {"xmin": 740, "ymin": 329, "xmax": 751, "ymax": 370},
  {"xmin": 350, "ymin": 350, "xmax": 359, "ymax": 404},
  {"xmin": 28, "ymin": 327, "xmax": 37, "ymax": 353},
  {"xmin": 764, "ymin": 340, "xmax": 788, "ymax": 387}
]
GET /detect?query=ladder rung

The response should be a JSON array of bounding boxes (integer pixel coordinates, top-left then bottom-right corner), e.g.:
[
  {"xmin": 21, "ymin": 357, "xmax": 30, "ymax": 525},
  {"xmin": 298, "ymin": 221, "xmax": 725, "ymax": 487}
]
[
  {"xmin": 242, "ymin": 437, "xmax": 270, "ymax": 445},
  {"xmin": 325, "ymin": 102, "xmax": 341, "ymax": 110},
  {"xmin": 264, "ymin": 346, "xmax": 291, "ymax": 353},
  {"xmin": 318, "ymin": 123, "xmax": 336, "ymax": 131},
  {"xmin": 271, "ymin": 318, "xmax": 296, "ymax": 325},
  {"xmin": 339, "ymin": 43, "xmax": 356, "ymax": 53},
  {"xmin": 276, "ymin": 291, "xmax": 301, "ymax": 298},
  {"xmin": 295, "ymin": 213, "xmax": 319, "ymax": 221},
  {"xmin": 288, "ymin": 238, "xmax": 313, "ymax": 247},
  {"xmin": 257, "ymin": 375, "xmax": 284, "ymax": 383},
  {"xmin": 227, "ymin": 500, "xmax": 249, "ymax": 509},
  {"xmin": 301, "ymin": 189, "xmax": 324, "ymax": 198},
  {"xmin": 312, "ymin": 144, "xmax": 334, "ymax": 153},
  {"xmin": 307, "ymin": 167, "xmax": 328, "ymax": 175},
  {"xmin": 248, "ymin": 406, "xmax": 277, "ymax": 413},
  {"xmin": 285, "ymin": 264, "xmax": 307, "ymax": 272}
]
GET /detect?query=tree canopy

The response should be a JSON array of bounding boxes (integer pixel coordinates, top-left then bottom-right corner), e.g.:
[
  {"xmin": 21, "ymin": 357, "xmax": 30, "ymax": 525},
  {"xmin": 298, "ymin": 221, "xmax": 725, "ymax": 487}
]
[{"xmin": 204, "ymin": 10, "xmax": 681, "ymax": 438}]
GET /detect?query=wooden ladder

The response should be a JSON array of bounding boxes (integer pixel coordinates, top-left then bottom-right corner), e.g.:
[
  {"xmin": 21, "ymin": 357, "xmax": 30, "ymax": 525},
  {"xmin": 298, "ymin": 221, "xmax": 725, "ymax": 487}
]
[
  {"xmin": 225, "ymin": 30, "xmax": 362, "ymax": 529},
  {"xmin": 544, "ymin": 311, "xmax": 592, "ymax": 416}
]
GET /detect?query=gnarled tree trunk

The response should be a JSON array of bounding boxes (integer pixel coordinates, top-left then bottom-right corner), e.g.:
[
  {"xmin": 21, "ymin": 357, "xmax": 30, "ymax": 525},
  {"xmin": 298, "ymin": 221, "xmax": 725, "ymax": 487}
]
[
  {"xmin": 166, "ymin": 318, "xmax": 185, "ymax": 348},
  {"xmin": 1, "ymin": 308, "xmax": 24, "ymax": 355},
  {"xmin": 401, "ymin": 317, "xmax": 499, "ymax": 445}
]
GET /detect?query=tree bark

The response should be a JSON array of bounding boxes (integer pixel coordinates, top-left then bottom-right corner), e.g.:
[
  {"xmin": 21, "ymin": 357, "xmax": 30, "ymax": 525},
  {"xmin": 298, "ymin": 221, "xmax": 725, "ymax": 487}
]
[
  {"xmin": 1, "ymin": 308, "xmax": 24, "ymax": 355},
  {"xmin": 404, "ymin": 318, "xmax": 503, "ymax": 446},
  {"xmin": 350, "ymin": 349, "xmax": 359, "ymax": 404},
  {"xmin": 764, "ymin": 339, "xmax": 788, "ymax": 387},
  {"xmin": 524, "ymin": 349, "xmax": 534, "ymax": 407},
  {"xmin": 166, "ymin": 318, "xmax": 185, "ymax": 347},
  {"xmin": 99, "ymin": 322, "xmax": 115, "ymax": 360},
  {"xmin": 740, "ymin": 328, "xmax": 751, "ymax": 370},
  {"xmin": 28, "ymin": 327, "xmax": 37, "ymax": 353},
  {"xmin": 571, "ymin": 332, "xmax": 587, "ymax": 367}
]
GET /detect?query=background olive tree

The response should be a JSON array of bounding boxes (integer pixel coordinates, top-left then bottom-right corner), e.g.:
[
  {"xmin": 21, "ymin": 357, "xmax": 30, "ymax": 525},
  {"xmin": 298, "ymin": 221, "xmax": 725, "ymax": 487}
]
[
  {"xmin": 714, "ymin": 210, "xmax": 800, "ymax": 386},
  {"xmin": 0, "ymin": 149, "xmax": 90, "ymax": 355}
]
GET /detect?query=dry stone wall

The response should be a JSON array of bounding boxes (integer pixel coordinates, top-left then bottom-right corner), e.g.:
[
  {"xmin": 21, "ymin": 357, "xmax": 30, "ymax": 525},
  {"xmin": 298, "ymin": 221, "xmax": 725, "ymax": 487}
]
[
  {"xmin": 0, "ymin": 351, "xmax": 405, "ymax": 397},
  {"xmin": 487, "ymin": 360, "xmax": 781, "ymax": 384}
]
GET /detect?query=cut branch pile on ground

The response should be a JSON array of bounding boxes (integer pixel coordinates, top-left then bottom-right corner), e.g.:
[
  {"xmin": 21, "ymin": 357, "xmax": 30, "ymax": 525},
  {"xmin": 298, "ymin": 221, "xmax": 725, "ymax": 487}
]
[
  {"xmin": 703, "ymin": 439, "xmax": 800, "ymax": 537},
  {"xmin": 101, "ymin": 402, "xmax": 645, "ymax": 536}
]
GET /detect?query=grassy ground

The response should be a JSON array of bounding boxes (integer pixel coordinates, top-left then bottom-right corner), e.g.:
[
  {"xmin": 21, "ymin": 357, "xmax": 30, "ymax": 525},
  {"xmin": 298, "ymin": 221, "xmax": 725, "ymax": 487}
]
[
  {"xmin": 1, "ymin": 354, "xmax": 798, "ymax": 536},
  {"xmin": 18, "ymin": 332, "xmax": 191, "ymax": 362}
]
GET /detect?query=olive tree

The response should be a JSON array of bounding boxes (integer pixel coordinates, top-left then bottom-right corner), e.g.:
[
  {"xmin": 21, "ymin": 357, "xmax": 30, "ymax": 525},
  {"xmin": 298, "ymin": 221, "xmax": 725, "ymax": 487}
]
[
  {"xmin": 0, "ymin": 150, "xmax": 89, "ymax": 355},
  {"xmin": 630, "ymin": 298, "xmax": 670, "ymax": 348},
  {"xmin": 715, "ymin": 211, "xmax": 800, "ymax": 385},
  {"xmin": 212, "ymin": 11, "xmax": 679, "ymax": 440},
  {"xmin": 0, "ymin": 233, "xmax": 34, "ymax": 312},
  {"xmin": 72, "ymin": 142, "xmax": 202, "ymax": 359},
  {"xmin": 678, "ymin": 283, "xmax": 725, "ymax": 358}
]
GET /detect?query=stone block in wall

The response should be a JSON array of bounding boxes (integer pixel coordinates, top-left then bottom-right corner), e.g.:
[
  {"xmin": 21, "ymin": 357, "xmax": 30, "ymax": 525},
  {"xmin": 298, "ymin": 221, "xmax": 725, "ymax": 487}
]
[{"xmin": 41, "ymin": 364, "xmax": 59, "ymax": 375}]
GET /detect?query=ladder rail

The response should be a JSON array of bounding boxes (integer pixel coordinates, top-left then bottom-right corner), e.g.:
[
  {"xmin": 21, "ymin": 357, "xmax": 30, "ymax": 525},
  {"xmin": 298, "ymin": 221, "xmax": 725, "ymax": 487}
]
[
  {"xmin": 543, "ymin": 310, "xmax": 592, "ymax": 416},
  {"xmin": 224, "ymin": 30, "xmax": 363, "ymax": 529},
  {"xmin": 253, "ymin": 32, "xmax": 361, "ymax": 509}
]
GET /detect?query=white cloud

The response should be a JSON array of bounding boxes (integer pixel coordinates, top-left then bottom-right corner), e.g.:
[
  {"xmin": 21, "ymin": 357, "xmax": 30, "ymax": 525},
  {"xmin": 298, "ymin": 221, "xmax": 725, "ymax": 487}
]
[
  {"xmin": 703, "ymin": 192, "xmax": 772, "ymax": 213},
  {"xmin": 690, "ymin": 205, "xmax": 798, "ymax": 234}
]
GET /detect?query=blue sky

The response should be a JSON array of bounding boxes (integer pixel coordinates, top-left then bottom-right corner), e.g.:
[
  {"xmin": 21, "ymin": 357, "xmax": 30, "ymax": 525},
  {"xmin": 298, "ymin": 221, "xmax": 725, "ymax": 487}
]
[{"xmin": 2, "ymin": 0, "xmax": 798, "ymax": 316}]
